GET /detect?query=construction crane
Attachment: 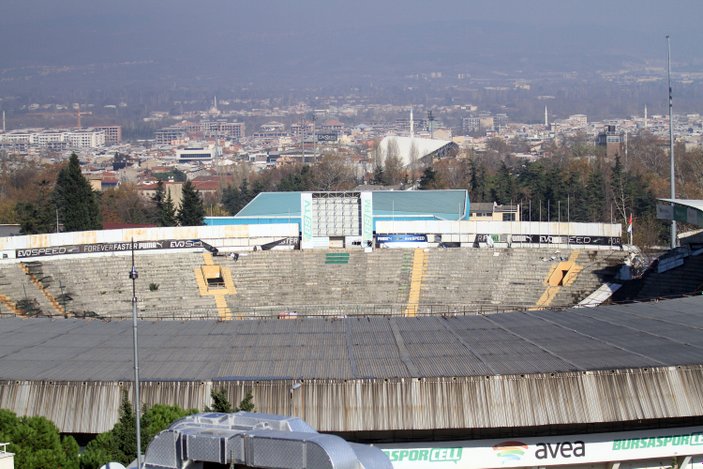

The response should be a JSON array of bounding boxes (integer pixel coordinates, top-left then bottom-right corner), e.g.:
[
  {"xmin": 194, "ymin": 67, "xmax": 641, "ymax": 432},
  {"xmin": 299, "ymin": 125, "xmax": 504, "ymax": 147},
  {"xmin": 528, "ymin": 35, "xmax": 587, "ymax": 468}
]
[{"xmin": 74, "ymin": 103, "xmax": 91, "ymax": 128}]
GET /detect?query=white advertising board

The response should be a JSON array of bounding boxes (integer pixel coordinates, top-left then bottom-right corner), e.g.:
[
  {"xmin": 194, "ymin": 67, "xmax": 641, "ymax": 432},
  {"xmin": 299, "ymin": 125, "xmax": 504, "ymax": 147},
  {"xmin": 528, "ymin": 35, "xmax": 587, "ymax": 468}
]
[{"xmin": 381, "ymin": 426, "xmax": 703, "ymax": 469}]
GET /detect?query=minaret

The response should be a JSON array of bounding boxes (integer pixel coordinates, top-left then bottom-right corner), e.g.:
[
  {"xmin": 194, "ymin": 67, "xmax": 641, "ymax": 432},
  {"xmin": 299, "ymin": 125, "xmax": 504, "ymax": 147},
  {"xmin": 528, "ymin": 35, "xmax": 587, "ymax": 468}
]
[
  {"xmin": 1, "ymin": 111, "xmax": 5, "ymax": 133},
  {"xmin": 410, "ymin": 108, "xmax": 414, "ymax": 139},
  {"xmin": 644, "ymin": 105, "xmax": 648, "ymax": 129}
]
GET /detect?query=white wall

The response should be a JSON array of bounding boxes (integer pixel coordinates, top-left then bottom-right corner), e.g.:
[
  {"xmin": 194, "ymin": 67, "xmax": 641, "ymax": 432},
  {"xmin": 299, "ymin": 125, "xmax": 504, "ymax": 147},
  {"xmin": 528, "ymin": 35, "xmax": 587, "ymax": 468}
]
[
  {"xmin": 0, "ymin": 224, "xmax": 299, "ymax": 260},
  {"xmin": 376, "ymin": 220, "xmax": 623, "ymax": 249}
]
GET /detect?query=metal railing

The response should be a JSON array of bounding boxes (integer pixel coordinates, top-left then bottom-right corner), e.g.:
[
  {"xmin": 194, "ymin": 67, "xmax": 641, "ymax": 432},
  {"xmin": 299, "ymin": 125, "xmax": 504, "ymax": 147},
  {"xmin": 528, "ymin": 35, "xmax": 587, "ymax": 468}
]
[{"xmin": 0, "ymin": 302, "xmax": 541, "ymax": 321}]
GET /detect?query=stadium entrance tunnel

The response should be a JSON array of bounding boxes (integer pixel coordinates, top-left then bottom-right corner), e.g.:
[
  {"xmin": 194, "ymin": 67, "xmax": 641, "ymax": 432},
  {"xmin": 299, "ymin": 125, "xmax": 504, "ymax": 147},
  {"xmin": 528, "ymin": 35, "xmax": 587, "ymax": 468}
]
[
  {"xmin": 547, "ymin": 252, "xmax": 582, "ymax": 287},
  {"xmin": 202, "ymin": 264, "xmax": 225, "ymax": 288},
  {"xmin": 139, "ymin": 412, "xmax": 392, "ymax": 469}
]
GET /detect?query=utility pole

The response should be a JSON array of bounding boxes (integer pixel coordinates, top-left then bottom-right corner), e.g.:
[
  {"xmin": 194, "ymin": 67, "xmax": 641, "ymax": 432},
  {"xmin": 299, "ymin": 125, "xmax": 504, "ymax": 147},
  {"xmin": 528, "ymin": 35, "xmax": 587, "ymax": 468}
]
[
  {"xmin": 129, "ymin": 240, "xmax": 142, "ymax": 468},
  {"xmin": 312, "ymin": 114, "xmax": 317, "ymax": 163},
  {"xmin": 667, "ymin": 35, "xmax": 677, "ymax": 249}
]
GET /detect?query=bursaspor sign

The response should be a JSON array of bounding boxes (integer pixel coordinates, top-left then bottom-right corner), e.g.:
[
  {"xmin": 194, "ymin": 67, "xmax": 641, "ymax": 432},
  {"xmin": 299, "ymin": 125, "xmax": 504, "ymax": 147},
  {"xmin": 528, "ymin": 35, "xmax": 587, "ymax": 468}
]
[{"xmin": 380, "ymin": 426, "xmax": 703, "ymax": 468}]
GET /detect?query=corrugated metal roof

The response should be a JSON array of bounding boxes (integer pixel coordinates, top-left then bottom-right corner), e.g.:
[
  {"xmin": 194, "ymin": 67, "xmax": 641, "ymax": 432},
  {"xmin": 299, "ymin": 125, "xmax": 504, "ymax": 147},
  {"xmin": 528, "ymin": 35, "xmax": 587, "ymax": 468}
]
[
  {"xmin": 372, "ymin": 190, "xmax": 468, "ymax": 220},
  {"xmin": 237, "ymin": 192, "xmax": 302, "ymax": 218},
  {"xmin": 230, "ymin": 190, "xmax": 469, "ymax": 221},
  {"xmin": 2, "ymin": 296, "xmax": 703, "ymax": 382}
]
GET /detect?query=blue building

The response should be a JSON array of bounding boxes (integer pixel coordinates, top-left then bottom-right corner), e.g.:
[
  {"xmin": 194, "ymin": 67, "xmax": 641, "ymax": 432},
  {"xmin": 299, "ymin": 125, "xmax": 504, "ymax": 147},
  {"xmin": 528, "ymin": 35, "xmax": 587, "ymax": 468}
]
[{"xmin": 206, "ymin": 190, "xmax": 470, "ymax": 248}]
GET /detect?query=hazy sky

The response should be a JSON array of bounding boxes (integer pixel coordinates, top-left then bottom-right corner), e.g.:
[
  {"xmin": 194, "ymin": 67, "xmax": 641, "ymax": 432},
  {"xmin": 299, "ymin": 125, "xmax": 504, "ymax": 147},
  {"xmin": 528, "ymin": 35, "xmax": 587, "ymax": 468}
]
[{"xmin": 1, "ymin": 1, "xmax": 702, "ymax": 81}]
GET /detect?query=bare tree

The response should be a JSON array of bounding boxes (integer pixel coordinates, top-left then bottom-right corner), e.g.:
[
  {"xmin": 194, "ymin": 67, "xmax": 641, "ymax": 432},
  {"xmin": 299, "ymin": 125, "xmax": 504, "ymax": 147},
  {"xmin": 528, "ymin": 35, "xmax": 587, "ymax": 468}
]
[{"xmin": 310, "ymin": 153, "xmax": 356, "ymax": 191}]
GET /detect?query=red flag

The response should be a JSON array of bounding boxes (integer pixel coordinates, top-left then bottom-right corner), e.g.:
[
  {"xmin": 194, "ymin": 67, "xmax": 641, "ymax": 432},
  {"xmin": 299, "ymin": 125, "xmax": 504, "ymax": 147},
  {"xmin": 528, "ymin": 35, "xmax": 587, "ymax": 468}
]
[{"xmin": 627, "ymin": 213, "xmax": 633, "ymax": 234}]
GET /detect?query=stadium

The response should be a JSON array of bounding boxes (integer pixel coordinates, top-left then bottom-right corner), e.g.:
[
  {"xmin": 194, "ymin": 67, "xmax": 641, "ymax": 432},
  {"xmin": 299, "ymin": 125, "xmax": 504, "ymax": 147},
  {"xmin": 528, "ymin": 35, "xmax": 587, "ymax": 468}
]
[{"xmin": 1, "ymin": 190, "xmax": 703, "ymax": 469}]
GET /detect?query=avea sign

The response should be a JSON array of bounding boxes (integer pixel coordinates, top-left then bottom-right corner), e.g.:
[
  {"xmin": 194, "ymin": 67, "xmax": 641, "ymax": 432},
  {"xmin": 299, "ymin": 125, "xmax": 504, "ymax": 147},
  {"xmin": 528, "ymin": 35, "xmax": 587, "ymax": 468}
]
[
  {"xmin": 383, "ymin": 447, "xmax": 462, "ymax": 464},
  {"xmin": 493, "ymin": 439, "xmax": 585, "ymax": 463},
  {"xmin": 535, "ymin": 440, "xmax": 585, "ymax": 459}
]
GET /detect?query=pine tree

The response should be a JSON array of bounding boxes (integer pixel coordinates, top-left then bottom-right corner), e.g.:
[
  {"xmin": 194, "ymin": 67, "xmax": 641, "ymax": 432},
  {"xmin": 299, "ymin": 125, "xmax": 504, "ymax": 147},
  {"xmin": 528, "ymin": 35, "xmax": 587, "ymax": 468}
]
[
  {"xmin": 152, "ymin": 180, "xmax": 176, "ymax": 227},
  {"xmin": 161, "ymin": 189, "xmax": 177, "ymax": 226},
  {"xmin": 584, "ymin": 167, "xmax": 606, "ymax": 222},
  {"xmin": 177, "ymin": 180, "xmax": 205, "ymax": 226},
  {"xmin": 237, "ymin": 391, "xmax": 255, "ymax": 412},
  {"xmin": 53, "ymin": 153, "xmax": 102, "ymax": 232},
  {"xmin": 206, "ymin": 388, "xmax": 234, "ymax": 413},
  {"xmin": 15, "ymin": 176, "xmax": 56, "ymax": 234},
  {"xmin": 111, "ymin": 391, "xmax": 137, "ymax": 464},
  {"xmin": 418, "ymin": 166, "xmax": 438, "ymax": 189}
]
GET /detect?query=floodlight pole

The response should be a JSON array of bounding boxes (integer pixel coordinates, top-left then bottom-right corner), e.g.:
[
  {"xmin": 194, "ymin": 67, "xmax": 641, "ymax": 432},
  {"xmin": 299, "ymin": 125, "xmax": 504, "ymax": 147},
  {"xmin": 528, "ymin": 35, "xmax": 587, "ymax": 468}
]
[
  {"xmin": 130, "ymin": 239, "xmax": 142, "ymax": 468},
  {"xmin": 667, "ymin": 35, "xmax": 677, "ymax": 249}
]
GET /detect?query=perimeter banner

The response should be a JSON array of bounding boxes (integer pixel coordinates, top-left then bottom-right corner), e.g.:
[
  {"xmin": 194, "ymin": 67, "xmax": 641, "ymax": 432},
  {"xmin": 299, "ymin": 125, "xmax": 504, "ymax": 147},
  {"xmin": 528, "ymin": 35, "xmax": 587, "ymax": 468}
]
[
  {"xmin": 16, "ymin": 239, "xmax": 203, "ymax": 258},
  {"xmin": 501, "ymin": 234, "xmax": 621, "ymax": 246},
  {"xmin": 381, "ymin": 426, "xmax": 703, "ymax": 469}
]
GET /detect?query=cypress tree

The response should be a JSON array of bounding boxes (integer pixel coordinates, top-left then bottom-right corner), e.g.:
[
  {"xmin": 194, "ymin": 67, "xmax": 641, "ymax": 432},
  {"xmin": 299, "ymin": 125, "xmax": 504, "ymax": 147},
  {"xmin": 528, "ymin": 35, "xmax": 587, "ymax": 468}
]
[
  {"xmin": 53, "ymin": 153, "xmax": 102, "ymax": 232},
  {"xmin": 177, "ymin": 180, "xmax": 205, "ymax": 226},
  {"xmin": 162, "ymin": 189, "xmax": 177, "ymax": 226},
  {"xmin": 152, "ymin": 180, "xmax": 177, "ymax": 226}
]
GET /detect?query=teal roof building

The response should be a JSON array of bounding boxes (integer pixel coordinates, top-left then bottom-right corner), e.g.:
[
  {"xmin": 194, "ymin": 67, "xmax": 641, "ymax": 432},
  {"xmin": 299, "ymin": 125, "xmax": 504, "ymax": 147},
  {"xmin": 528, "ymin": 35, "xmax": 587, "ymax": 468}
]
[{"xmin": 205, "ymin": 190, "xmax": 470, "ymax": 232}]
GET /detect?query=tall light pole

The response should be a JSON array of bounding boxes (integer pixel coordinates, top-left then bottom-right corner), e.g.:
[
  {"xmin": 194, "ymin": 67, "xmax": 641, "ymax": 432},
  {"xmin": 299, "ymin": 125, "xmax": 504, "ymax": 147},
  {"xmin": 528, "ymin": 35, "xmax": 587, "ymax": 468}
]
[
  {"xmin": 667, "ymin": 35, "xmax": 677, "ymax": 249},
  {"xmin": 129, "ymin": 240, "xmax": 142, "ymax": 468}
]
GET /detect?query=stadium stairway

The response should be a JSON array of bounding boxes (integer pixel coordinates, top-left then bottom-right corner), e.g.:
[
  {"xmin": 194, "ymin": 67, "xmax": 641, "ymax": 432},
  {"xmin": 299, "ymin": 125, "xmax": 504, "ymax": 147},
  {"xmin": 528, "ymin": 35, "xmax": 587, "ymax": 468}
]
[
  {"xmin": 551, "ymin": 250, "xmax": 627, "ymax": 306},
  {"xmin": 37, "ymin": 253, "xmax": 221, "ymax": 319},
  {"xmin": 0, "ymin": 263, "xmax": 59, "ymax": 317}
]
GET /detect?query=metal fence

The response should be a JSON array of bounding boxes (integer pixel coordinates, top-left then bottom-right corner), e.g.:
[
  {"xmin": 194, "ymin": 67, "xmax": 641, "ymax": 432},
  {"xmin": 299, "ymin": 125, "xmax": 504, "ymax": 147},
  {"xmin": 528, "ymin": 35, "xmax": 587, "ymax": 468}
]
[{"xmin": 0, "ymin": 302, "xmax": 540, "ymax": 321}]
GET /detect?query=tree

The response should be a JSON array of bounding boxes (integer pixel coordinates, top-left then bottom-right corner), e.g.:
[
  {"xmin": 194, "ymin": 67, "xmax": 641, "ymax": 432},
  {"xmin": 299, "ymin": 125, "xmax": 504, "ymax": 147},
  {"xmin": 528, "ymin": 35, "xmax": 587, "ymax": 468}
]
[
  {"xmin": 237, "ymin": 391, "xmax": 255, "ymax": 412},
  {"xmin": 382, "ymin": 139, "xmax": 405, "ymax": 186},
  {"xmin": 490, "ymin": 161, "xmax": 518, "ymax": 205},
  {"xmin": 205, "ymin": 389, "xmax": 256, "ymax": 413},
  {"xmin": 584, "ymin": 166, "xmax": 606, "ymax": 222},
  {"xmin": 206, "ymin": 388, "xmax": 233, "ymax": 413},
  {"xmin": 15, "ymin": 176, "xmax": 57, "ymax": 234},
  {"xmin": 277, "ymin": 165, "xmax": 313, "ymax": 192},
  {"xmin": 100, "ymin": 184, "xmax": 153, "ymax": 226},
  {"xmin": 151, "ymin": 180, "xmax": 177, "ymax": 226},
  {"xmin": 161, "ymin": 189, "xmax": 178, "ymax": 226},
  {"xmin": 222, "ymin": 179, "xmax": 256, "ymax": 216},
  {"xmin": 81, "ymin": 392, "xmax": 198, "ymax": 469},
  {"xmin": 0, "ymin": 408, "xmax": 79, "ymax": 469},
  {"xmin": 309, "ymin": 153, "xmax": 356, "ymax": 191},
  {"xmin": 468, "ymin": 158, "xmax": 489, "ymax": 202},
  {"xmin": 53, "ymin": 153, "xmax": 102, "ymax": 232},
  {"xmin": 140, "ymin": 404, "xmax": 198, "ymax": 450},
  {"xmin": 418, "ymin": 166, "xmax": 438, "ymax": 189},
  {"xmin": 177, "ymin": 180, "xmax": 205, "ymax": 226}
]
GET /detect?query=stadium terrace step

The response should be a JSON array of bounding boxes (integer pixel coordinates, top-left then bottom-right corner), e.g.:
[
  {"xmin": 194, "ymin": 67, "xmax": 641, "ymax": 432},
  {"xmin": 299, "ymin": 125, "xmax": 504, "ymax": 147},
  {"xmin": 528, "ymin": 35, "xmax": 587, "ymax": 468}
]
[{"xmin": 2, "ymin": 247, "xmax": 628, "ymax": 319}]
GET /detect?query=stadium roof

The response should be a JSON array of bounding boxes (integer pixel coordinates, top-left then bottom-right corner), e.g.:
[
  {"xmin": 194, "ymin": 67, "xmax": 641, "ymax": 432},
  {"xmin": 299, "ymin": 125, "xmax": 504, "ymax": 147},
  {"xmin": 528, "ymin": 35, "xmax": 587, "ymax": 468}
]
[
  {"xmin": 1, "ymin": 296, "xmax": 702, "ymax": 382},
  {"xmin": 373, "ymin": 190, "xmax": 468, "ymax": 220},
  {"xmin": 659, "ymin": 198, "xmax": 703, "ymax": 212},
  {"xmin": 379, "ymin": 136, "xmax": 456, "ymax": 166},
  {"xmin": 237, "ymin": 192, "xmax": 301, "ymax": 218},
  {"xmin": 657, "ymin": 198, "xmax": 703, "ymax": 227},
  {"xmin": 224, "ymin": 190, "xmax": 469, "ymax": 221}
]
